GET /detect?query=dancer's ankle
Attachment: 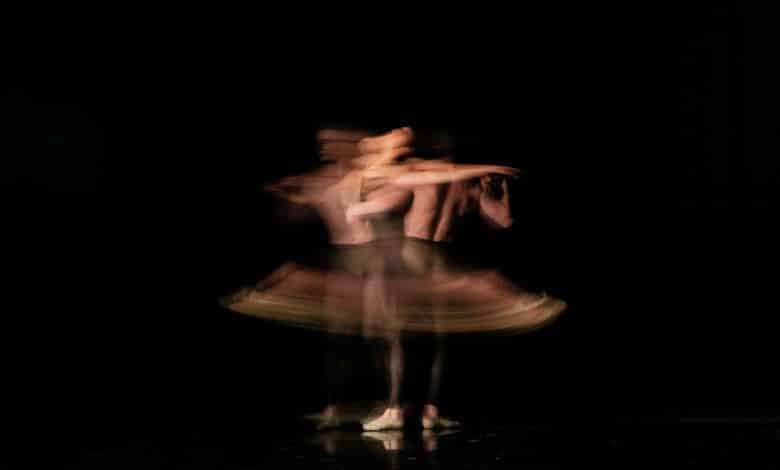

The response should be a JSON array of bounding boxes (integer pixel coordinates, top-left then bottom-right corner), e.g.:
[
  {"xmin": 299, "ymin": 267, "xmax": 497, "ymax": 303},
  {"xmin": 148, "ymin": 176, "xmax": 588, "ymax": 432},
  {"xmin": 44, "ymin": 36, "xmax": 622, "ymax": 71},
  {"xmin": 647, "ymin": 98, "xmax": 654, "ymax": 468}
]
[
  {"xmin": 322, "ymin": 404, "xmax": 338, "ymax": 418},
  {"xmin": 422, "ymin": 404, "xmax": 439, "ymax": 419}
]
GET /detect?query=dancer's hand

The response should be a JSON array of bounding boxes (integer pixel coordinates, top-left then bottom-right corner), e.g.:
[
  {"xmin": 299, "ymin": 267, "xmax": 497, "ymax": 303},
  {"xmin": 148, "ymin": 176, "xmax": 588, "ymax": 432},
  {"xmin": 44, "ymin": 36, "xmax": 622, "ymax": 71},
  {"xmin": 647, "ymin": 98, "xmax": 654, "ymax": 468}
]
[{"xmin": 480, "ymin": 175, "xmax": 511, "ymax": 199}]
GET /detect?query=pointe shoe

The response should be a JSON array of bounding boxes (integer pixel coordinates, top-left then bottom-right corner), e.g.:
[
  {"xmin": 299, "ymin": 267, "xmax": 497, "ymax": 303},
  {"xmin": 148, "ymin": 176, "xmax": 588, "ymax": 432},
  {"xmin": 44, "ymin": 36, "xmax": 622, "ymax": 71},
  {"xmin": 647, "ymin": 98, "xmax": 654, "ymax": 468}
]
[
  {"xmin": 362, "ymin": 412, "xmax": 404, "ymax": 431},
  {"xmin": 421, "ymin": 415, "xmax": 460, "ymax": 430},
  {"xmin": 304, "ymin": 406, "xmax": 344, "ymax": 431}
]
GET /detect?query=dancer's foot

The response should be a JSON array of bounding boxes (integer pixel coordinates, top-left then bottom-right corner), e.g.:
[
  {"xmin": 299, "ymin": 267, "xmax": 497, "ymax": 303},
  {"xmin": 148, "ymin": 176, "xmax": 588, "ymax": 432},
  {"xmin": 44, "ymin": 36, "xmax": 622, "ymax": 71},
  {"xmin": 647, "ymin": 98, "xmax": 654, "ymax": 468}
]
[
  {"xmin": 422, "ymin": 415, "xmax": 460, "ymax": 429},
  {"xmin": 308, "ymin": 405, "xmax": 343, "ymax": 431},
  {"xmin": 362, "ymin": 408, "xmax": 404, "ymax": 431},
  {"xmin": 421, "ymin": 404, "xmax": 460, "ymax": 430}
]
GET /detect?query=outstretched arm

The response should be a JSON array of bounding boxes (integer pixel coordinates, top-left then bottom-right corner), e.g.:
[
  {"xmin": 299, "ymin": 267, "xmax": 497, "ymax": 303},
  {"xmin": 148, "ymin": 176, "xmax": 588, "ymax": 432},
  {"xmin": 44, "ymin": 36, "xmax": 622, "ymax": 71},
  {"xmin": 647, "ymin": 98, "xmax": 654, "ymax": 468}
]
[{"xmin": 391, "ymin": 164, "xmax": 520, "ymax": 187}]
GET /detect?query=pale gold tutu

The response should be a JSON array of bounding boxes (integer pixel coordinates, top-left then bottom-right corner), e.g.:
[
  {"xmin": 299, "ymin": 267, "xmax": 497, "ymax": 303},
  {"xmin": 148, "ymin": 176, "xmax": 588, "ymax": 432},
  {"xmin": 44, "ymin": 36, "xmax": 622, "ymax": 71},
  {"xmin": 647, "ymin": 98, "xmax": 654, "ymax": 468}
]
[{"xmin": 221, "ymin": 239, "xmax": 565, "ymax": 337}]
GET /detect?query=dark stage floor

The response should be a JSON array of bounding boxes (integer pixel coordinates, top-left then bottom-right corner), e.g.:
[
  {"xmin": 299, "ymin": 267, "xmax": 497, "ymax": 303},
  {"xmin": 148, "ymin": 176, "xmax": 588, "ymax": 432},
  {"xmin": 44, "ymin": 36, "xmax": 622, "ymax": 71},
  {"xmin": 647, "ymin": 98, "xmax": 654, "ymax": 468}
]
[{"xmin": 50, "ymin": 413, "xmax": 780, "ymax": 469}]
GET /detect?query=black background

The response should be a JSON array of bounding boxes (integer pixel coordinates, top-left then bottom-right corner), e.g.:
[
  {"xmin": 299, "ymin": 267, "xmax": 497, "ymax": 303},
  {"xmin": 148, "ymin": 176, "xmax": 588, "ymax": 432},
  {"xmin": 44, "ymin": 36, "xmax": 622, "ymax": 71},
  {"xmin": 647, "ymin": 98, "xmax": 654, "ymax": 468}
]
[{"xmin": 3, "ymin": 2, "xmax": 773, "ymax": 456}]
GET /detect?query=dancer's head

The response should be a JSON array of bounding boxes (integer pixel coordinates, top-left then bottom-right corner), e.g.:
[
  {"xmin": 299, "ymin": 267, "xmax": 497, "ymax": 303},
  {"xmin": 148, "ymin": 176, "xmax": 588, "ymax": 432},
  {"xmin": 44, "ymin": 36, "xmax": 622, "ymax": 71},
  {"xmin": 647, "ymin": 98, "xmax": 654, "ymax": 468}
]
[{"xmin": 315, "ymin": 124, "xmax": 456, "ymax": 166}]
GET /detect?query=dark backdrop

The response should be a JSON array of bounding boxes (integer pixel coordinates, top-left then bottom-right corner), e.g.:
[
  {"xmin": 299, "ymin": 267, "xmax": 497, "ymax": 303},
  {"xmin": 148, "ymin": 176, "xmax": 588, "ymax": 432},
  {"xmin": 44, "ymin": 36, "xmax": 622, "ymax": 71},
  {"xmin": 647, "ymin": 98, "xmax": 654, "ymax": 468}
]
[{"xmin": 4, "ymin": 2, "xmax": 772, "ymax": 451}]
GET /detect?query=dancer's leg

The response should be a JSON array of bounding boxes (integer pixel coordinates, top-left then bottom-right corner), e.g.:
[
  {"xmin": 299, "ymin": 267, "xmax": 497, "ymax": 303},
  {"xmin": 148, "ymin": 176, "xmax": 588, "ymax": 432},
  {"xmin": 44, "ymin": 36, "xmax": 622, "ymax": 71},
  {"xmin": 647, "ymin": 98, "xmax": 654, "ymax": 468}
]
[
  {"xmin": 422, "ymin": 248, "xmax": 459, "ymax": 429},
  {"xmin": 362, "ymin": 252, "xmax": 404, "ymax": 431},
  {"xmin": 317, "ymin": 262, "xmax": 355, "ymax": 429},
  {"xmin": 426, "ymin": 249, "xmax": 446, "ymax": 410},
  {"xmin": 388, "ymin": 334, "xmax": 403, "ymax": 408},
  {"xmin": 363, "ymin": 331, "xmax": 404, "ymax": 430},
  {"xmin": 322, "ymin": 333, "xmax": 348, "ymax": 409},
  {"xmin": 426, "ymin": 335, "xmax": 445, "ymax": 407}
]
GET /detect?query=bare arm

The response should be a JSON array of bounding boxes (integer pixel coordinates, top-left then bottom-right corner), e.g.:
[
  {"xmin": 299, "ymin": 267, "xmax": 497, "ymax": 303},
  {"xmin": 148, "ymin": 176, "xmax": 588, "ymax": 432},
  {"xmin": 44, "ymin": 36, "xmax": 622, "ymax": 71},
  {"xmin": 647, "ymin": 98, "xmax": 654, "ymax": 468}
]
[
  {"xmin": 391, "ymin": 165, "xmax": 520, "ymax": 187},
  {"xmin": 345, "ymin": 186, "xmax": 412, "ymax": 223}
]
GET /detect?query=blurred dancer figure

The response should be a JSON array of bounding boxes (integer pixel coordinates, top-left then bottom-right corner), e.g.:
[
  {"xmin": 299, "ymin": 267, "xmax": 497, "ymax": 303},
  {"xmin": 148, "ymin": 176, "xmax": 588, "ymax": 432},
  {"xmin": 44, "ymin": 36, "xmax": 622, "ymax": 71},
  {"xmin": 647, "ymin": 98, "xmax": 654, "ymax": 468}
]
[
  {"xmin": 223, "ymin": 126, "xmax": 565, "ymax": 430},
  {"xmin": 352, "ymin": 128, "xmax": 518, "ymax": 431},
  {"xmin": 265, "ymin": 127, "xmax": 392, "ymax": 428},
  {"xmin": 268, "ymin": 127, "xmax": 455, "ymax": 428}
]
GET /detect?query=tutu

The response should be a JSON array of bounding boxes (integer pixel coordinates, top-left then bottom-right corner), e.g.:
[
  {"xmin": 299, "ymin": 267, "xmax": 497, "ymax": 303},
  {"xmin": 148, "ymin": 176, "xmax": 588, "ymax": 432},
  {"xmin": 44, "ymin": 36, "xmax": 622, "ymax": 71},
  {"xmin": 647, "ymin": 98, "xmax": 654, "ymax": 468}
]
[{"xmin": 221, "ymin": 238, "xmax": 566, "ymax": 337}]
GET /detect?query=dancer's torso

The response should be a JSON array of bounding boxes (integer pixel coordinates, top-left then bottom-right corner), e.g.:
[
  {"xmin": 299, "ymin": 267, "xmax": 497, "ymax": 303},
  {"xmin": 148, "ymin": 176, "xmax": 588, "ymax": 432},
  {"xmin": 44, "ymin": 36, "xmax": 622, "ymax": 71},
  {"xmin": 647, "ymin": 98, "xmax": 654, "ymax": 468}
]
[
  {"xmin": 405, "ymin": 180, "xmax": 481, "ymax": 243},
  {"xmin": 314, "ymin": 167, "xmax": 404, "ymax": 246}
]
